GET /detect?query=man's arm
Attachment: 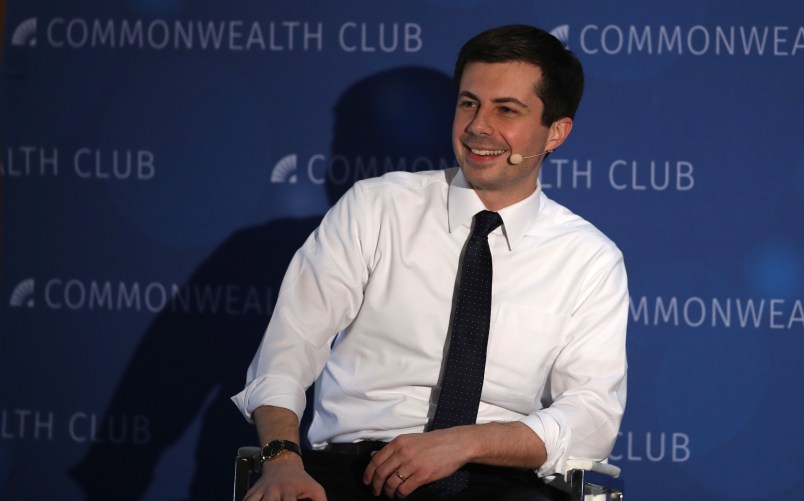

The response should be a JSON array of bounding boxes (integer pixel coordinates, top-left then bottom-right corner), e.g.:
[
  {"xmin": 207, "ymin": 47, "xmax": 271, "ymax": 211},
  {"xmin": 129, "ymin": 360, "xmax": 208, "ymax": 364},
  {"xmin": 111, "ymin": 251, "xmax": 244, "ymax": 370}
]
[
  {"xmin": 364, "ymin": 421, "xmax": 546, "ymax": 498},
  {"xmin": 253, "ymin": 405, "xmax": 302, "ymax": 454},
  {"xmin": 243, "ymin": 406, "xmax": 326, "ymax": 501}
]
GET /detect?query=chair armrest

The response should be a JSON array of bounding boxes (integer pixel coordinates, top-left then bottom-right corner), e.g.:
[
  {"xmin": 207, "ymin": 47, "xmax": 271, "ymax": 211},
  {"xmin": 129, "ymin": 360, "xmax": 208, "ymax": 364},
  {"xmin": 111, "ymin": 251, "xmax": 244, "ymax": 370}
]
[
  {"xmin": 237, "ymin": 446, "xmax": 263, "ymax": 474},
  {"xmin": 565, "ymin": 459, "xmax": 621, "ymax": 479},
  {"xmin": 234, "ymin": 447, "xmax": 263, "ymax": 501},
  {"xmin": 238, "ymin": 446, "xmax": 261, "ymax": 457},
  {"xmin": 561, "ymin": 459, "xmax": 623, "ymax": 501}
]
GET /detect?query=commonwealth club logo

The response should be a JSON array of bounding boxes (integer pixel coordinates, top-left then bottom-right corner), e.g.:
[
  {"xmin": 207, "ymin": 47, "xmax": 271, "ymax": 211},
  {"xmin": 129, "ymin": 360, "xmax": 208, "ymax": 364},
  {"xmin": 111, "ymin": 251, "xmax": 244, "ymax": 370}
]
[
  {"xmin": 550, "ymin": 24, "xmax": 570, "ymax": 47},
  {"xmin": 270, "ymin": 154, "xmax": 298, "ymax": 184},
  {"xmin": 9, "ymin": 278, "xmax": 35, "ymax": 307},
  {"xmin": 11, "ymin": 17, "xmax": 38, "ymax": 47}
]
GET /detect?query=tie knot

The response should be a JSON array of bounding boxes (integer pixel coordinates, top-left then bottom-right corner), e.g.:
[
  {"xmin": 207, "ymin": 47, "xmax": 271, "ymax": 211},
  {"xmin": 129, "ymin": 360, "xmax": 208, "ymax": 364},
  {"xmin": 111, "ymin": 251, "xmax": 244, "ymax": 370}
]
[{"xmin": 472, "ymin": 210, "xmax": 503, "ymax": 238}]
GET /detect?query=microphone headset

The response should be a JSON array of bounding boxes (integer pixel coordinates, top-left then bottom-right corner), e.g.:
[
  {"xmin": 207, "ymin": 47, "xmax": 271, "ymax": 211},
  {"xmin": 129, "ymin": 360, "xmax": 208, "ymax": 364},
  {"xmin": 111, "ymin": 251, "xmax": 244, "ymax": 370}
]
[{"xmin": 508, "ymin": 149, "xmax": 554, "ymax": 165}]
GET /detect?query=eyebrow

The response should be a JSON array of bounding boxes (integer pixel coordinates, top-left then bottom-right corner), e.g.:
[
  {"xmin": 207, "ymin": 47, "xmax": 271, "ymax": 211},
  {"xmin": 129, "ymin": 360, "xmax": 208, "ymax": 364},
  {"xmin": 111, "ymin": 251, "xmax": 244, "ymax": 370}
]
[{"xmin": 458, "ymin": 91, "xmax": 530, "ymax": 111}]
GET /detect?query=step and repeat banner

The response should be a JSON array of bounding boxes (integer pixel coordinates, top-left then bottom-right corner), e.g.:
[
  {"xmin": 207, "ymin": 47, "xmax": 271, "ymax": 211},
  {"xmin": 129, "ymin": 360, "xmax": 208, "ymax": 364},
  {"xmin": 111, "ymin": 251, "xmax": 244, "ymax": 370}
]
[{"xmin": 1, "ymin": 1, "xmax": 802, "ymax": 500}]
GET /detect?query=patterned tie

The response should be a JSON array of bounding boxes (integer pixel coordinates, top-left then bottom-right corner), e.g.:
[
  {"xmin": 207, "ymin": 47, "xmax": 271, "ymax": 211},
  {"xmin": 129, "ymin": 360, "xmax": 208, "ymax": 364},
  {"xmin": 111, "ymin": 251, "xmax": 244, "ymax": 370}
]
[{"xmin": 428, "ymin": 210, "xmax": 503, "ymax": 495}]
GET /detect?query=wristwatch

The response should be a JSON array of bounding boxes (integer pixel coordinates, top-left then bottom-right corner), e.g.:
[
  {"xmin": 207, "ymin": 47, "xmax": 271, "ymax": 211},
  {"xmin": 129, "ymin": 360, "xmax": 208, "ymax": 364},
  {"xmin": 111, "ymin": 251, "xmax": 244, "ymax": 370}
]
[{"xmin": 260, "ymin": 439, "xmax": 302, "ymax": 463}]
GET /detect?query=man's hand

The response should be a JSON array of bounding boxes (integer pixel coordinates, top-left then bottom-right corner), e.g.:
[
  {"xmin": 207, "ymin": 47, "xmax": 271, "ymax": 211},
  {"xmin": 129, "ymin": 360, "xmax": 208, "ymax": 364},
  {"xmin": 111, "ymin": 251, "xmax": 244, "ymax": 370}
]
[
  {"xmin": 362, "ymin": 429, "xmax": 469, "ymax": 499},
  {"xmin": 244, "ymin": 453, "xmax": 326, "ymax": 501},
  {"xmin": 362, "ymin": 422, "xmax": 547, "ymax": 499}
]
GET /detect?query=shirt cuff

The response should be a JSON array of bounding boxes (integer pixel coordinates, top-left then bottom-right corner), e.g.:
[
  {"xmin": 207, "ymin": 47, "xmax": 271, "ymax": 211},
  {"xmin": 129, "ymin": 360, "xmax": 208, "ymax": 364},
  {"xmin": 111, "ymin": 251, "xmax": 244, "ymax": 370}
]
[
  {"xmin": 520, "ymin": 410, "xmax": 569, "ymax": 477},
  {"xmin": 230, "ymin": 374, "xmax": 307, "ymax": 423}
]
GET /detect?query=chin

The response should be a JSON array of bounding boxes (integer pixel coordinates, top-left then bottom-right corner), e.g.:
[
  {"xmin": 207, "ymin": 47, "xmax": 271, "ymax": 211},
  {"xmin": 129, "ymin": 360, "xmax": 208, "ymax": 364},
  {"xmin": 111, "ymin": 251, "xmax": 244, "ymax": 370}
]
[{"xmin": 461, "ymin": 166, "xmax": 502, "ymax": 188}]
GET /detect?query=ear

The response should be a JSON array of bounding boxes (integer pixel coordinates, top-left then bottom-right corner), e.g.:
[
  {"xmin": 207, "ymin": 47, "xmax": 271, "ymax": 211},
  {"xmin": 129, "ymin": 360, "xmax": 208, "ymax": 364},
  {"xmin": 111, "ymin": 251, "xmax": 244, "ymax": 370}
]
[{"xmin": 545, "ymin": 117, "xmax": 573, "ymax": 151}]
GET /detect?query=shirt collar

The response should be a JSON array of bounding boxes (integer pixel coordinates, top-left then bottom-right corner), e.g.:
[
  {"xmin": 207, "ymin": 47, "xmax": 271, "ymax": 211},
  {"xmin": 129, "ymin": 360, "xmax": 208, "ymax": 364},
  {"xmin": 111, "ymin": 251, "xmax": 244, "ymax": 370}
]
[{"xmin": 447, "ymin": 168, "xmax": 543, "ymax": 251}]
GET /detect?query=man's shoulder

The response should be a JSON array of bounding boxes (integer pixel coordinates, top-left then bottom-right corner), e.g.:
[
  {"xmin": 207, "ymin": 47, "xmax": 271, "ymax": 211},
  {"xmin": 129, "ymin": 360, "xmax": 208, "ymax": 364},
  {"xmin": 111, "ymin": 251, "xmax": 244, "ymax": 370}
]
[{"xmin": 538, "ymin": 195, "xmax": 622, "ymax": 255}]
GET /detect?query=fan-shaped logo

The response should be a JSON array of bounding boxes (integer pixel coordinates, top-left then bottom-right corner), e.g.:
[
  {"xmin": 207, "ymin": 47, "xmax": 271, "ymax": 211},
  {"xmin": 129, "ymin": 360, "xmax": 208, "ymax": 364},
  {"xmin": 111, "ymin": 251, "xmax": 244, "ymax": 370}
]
[
  {"xmin": 550, "ymin": 24, "xmax": 570, "ymax": 48},
  {"xmin": 11, "ymin": 17, "xmax": 38, "ymax": 47},
  {"xmin": 10, "ymin": 278, "xmax": 35, "ymax": 308},
  {"xmin": 271, "ymin": 154, "xmax": 298, "ymax": 184}
]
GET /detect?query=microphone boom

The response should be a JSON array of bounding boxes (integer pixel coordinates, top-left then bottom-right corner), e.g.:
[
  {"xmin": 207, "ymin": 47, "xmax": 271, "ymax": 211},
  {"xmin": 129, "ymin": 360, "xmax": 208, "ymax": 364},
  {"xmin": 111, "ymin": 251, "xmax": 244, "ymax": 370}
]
[{"xmin": 509, "ymin": 149, "xmax": 554, "ymax": 165}]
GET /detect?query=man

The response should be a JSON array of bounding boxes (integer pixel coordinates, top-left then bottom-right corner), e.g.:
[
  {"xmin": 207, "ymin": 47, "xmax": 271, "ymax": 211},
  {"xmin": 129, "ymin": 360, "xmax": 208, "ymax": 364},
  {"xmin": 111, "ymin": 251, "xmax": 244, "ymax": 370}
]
[{"xmin": 233, "ymin": 24, "xmax": 627, "ymax": 501}]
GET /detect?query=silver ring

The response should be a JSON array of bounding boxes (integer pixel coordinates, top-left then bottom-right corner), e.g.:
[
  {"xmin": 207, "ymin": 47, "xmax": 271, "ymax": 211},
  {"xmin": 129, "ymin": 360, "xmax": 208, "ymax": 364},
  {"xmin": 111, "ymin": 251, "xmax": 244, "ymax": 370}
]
[{"xmin": 393, "ymin": 470, "xmax": 405, "ymax": 481}]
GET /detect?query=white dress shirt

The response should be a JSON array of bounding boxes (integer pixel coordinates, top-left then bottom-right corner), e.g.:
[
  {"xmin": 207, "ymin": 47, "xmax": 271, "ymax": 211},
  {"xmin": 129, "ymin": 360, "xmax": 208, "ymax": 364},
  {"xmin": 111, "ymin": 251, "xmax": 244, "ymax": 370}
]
[{"xmin": 232, "ymin": 167, "xmax": 628, "ymax": 477}]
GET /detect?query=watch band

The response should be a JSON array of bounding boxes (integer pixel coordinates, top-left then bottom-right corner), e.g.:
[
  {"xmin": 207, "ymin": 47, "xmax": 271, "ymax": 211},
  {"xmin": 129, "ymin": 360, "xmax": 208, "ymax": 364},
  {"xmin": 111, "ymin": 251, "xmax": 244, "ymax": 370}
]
[{"xmin": 260, "ymin": 439, "xmax": 302, "ymax": 463}]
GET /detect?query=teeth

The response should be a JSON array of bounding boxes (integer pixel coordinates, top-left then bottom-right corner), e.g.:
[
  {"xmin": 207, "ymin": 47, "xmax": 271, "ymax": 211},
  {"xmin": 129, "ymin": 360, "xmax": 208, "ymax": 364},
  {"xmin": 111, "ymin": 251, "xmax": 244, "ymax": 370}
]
[{"xmin": 470, "ymin": 148, "xmax": 505, "ymax": 156}]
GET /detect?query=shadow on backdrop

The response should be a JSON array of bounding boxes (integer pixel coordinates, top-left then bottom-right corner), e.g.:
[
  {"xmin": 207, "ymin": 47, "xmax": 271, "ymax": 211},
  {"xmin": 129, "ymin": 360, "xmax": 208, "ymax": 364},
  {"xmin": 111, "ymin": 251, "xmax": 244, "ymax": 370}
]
[{"xmin": 69, "ymin": 66, "xmax": 455, "ymax": 500}]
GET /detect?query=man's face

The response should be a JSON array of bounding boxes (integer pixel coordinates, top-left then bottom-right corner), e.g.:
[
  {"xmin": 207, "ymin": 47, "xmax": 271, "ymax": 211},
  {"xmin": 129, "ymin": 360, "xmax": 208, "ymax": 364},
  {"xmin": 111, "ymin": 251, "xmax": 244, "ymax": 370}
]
[{"xmin": 452, "ymin": 61, "xmax": 571, "ymax": 210}]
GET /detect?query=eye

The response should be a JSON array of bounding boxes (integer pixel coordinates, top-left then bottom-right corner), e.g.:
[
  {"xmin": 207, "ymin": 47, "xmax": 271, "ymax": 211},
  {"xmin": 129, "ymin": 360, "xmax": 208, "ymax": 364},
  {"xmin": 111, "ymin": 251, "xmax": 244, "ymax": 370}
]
[
  {"xmin": 498, "ymin": 106, "xmax": 518, "ymax": 115},
  {"xmin": 458, "ymin": 100, "xmax": 478, "ymax": 110}
]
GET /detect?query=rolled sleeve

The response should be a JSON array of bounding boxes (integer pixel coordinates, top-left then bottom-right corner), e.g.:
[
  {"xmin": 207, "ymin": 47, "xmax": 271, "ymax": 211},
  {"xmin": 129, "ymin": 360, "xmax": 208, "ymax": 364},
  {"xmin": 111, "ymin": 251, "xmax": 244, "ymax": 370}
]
[
  {"xmin": 520, "ymin": 410, "xmax": 569, "ymax": 476},
  {"xmin": 231, "ymin": 374, "xmax": 308, "ymax": 422}
]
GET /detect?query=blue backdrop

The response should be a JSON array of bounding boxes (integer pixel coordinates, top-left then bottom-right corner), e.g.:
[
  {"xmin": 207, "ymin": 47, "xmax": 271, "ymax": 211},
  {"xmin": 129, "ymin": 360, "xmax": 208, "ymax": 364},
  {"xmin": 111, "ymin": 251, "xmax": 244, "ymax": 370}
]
[{"xmin": 1, "ymin": 1, "xmax": 803, "ymax": 499}]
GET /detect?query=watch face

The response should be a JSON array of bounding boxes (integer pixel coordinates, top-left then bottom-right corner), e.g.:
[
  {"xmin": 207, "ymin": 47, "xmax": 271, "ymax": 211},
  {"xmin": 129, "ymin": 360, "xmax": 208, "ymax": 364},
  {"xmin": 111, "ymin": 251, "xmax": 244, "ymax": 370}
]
[
  {"xmin": 262, "ymin": 440, "xmax": 300, "ymax": 462},
  {"xmin": 262, "ymin": 440, "xmax": 285, "ymax": 459}
]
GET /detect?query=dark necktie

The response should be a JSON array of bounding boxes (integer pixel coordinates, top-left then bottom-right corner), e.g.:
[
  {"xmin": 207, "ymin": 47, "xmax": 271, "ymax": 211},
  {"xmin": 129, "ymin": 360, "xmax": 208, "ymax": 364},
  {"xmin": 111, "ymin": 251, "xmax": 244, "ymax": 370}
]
[{"xmin": 428, "ymin": 210, "xmax": 503, "ymax": 495}]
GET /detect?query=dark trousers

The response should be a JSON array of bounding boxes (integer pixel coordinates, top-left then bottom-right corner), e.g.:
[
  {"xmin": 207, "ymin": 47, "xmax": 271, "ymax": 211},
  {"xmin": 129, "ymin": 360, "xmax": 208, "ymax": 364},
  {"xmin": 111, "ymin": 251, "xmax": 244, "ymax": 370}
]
[{"xmin": 303, "ymin": 448, "xmax": 569, "ymax": 501}]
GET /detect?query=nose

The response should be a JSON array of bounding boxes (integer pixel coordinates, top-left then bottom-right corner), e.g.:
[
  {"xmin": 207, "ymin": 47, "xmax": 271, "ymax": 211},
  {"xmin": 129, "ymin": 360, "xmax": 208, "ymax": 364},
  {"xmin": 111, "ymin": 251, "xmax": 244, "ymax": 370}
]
[{"xmin": 467, "ymin": 107, "xmax": 493, "ymax": 135}]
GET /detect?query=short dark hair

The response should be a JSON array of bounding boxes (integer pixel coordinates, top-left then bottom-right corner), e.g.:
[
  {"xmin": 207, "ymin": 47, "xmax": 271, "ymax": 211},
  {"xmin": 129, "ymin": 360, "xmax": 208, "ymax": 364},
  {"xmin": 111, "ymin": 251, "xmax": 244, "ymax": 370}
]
[{"xmin": 454, "ymin": 25, "xmax": 584, "ymax": 126}]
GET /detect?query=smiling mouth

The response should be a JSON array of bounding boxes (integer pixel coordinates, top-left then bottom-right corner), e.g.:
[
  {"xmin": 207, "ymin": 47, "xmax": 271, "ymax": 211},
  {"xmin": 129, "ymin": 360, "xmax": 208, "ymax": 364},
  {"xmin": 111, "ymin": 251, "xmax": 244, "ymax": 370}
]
[{"xmin": 468, "ymin": 147, "xmax": 506, "ymax": 156}]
